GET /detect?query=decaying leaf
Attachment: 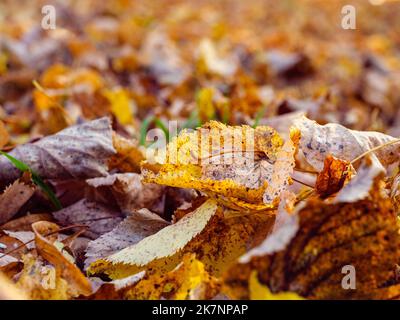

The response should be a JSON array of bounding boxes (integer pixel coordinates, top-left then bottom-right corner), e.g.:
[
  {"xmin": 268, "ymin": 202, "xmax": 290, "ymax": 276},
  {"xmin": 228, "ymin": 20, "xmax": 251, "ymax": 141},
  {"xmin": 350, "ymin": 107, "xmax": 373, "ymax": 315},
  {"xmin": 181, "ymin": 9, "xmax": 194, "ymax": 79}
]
[
  {"xmin": 0, "ymin": 120, "xmax": 9, "ymax": 149},
  {"xmin": 295, "ymin": 116, "xmax": 400, "ymax": 171},
  {"xmin": 53, "ymin": 199, "xmax": 123, "ymax": 239},
  {"xmin": 143, "ymin": 121, "xmax": 299, "ymax": 211},
  {"xmin": 0, "ymin": 118, "xmax": 116, "ymax": 185},
  {"xmin": 86, "ymin": 173, "xmax": 165, "ymax": 214},
  {"xmin": 391, "ymin": 173, "xmax": 400, "ymax": 213},
  {"xmin": 335, "ymin": 155, "xmax": 385, "ymax": 204},
  {"xmin": 125, "ymin": 254, "xmax": 220, "ymax": 300},
  {"xmin": 315, "ymin": 155, "xmax": 353, "ymax": 198},
  {"xmin": 15, "ymin": 254, "xmax": 71, "ymax": 300},
  {"xmin": 224, "ymin": 185, "xmax": 400, "ymax": 299},
  {"xmin": 88, "ymin": 199, "xmax": 218, "ymax": 279},
  {"xmin": 85, "ymin": 209, "xmax": 169, "ymax": 269},
  {"xmin": 0, "ymin": 174, "xmax": 35, "ymax": 224},
  {"xmin": 31, "ymin": 221, "xmax": 92, "ymax": 297}
]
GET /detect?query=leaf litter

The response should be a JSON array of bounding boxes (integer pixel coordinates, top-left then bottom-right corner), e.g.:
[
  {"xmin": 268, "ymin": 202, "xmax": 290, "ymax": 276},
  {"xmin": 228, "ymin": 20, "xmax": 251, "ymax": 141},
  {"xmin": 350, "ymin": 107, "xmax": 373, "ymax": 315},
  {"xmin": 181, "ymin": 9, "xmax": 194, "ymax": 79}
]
[{"xmin": 1, "ymin": 0, "xmax": 400, "ymax": 300}]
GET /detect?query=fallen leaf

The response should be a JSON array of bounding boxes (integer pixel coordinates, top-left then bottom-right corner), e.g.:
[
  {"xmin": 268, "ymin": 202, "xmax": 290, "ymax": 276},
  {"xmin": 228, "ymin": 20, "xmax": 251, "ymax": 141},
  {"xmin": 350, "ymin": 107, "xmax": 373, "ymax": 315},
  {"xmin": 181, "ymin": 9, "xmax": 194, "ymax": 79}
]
[
  {"xmin": 85, "ymin": 209, "xmax": 169, "ymax": 269},
  {"xmin": 88, "ymin": 199, "xmax": 218, "ymax": 279},
  {"xmin": 295, "ymin": 115, "xmax": 400, "ymax": 171},
  {"xmin": 0, "ymin": 117, "xmax": 116, "ymax": 185},
  {"xmin": 86, "ymin": 173, "xmax": 165, "ymax": 214},
  {"xmin": 32, "ymin": 221, "xmax": 92, "ymax": 297},
  {"xmin": 315, "ymin": 155, "xmax": 353, "ymax": 198},
  {"xmin": 0, "ymin": 174, "xmax": 35, "ymax": 224},
  {"xmin": 53, "ymin": 199, "xmax": 123, "ymax": 239},
  {"xmin": 143, "ymin": 121, "xmax": 298, "ymax": 211},
  {"xmin": 0, "ymin": 272, "xmax": 28, "ymax": 300},
  {"xmin": 224, "ymin": 184, "xmax": 400, "ymax": 299},
  {"xmin": 125, "ymin": 254, "xmax": 220, "ymax": 300}
]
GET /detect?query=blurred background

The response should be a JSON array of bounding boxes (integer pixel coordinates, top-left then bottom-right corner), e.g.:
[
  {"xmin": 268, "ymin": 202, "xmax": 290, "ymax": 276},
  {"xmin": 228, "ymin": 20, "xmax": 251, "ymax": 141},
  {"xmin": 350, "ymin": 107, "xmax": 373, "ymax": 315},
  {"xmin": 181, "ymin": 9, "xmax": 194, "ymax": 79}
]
[{"xmin": 0, "ymin": 0, "xmax": 400, "ymax": 145}]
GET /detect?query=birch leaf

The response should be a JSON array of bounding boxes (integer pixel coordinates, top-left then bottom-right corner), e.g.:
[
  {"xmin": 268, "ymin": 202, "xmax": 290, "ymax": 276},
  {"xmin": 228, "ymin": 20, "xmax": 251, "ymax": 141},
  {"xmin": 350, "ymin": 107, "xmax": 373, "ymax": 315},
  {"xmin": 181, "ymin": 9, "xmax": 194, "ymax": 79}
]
[
  {"xmin": 53, "ymin": 199, "xmax": 123, "ymax": 239},
  {"xmin": 84, "ymin": 209, "xmax": 169, "ymax": 269},
  {"xmin": 88, "ymin": 199, "xmax": 218, "ymax": 279},
  {"xmin": 224, "ymin": 184, "xmax": 400, "ymax": 300},
  {"xmin": 295, "ymin": 115, "xmax": 400, "ymax": 171},
  {"xmin": 143, "ymin": 121, "xmax": 298, "ymax": 211},
  {"xmin": 0, "ymin": 117, "xmax": 116, "ymax": 184},
  {"xmin": 125, "ymin": 254, "xmax": 220, "ymax": 300}
]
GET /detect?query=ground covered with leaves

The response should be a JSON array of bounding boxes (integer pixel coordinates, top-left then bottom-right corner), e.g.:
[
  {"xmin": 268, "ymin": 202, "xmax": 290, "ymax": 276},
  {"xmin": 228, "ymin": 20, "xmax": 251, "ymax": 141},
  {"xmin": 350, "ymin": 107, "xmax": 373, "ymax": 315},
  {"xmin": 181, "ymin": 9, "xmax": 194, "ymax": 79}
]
[{"xmin": 1, "ymin": 0, "xmax": 400, "ymax": 300}]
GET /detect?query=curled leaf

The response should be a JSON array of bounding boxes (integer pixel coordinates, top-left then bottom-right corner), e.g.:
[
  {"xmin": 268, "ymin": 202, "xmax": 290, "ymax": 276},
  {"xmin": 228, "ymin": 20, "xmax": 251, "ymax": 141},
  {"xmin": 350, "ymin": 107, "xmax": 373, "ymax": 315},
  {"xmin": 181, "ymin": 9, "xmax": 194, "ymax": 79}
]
[
  {"xmin": 88, "ymin": 199, "xmax": 218, "ymax": 279},
  {"xmin": 295, "ymin": 116, "xmax": 400, "ymax": 171},
  {"xmin": 32, "ymin": 221, "xmax": 92, "ymax": 297}
]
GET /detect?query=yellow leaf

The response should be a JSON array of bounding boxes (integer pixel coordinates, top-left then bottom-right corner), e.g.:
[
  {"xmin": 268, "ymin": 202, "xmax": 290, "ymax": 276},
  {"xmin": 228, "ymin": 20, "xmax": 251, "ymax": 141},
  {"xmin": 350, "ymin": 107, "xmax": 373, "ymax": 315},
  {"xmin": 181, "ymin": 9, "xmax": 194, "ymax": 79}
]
[
  {"xmin": 103, "ymin": 88, "xmax": 134, "ymax": 125},
  {"xmin": 88, "ymin": 199, "xmax": 218, "ymax": 279},
  {"xmin": 0, "ymin": 272, "xmax": 28, "ymax": 300},
  {"xmin": 197, "ymin": 87, "xmax": 215, "ymax": 123},
  {"xmin": 0, "ymin": 53, "xmax": 7, "ymax": 75},
  {"xmin": 143, "ymin": 121, "xmax": 298, "ymax": 211},
  {"xmin": 249, "ymin": 271, "xmax": 303, "ymax": 300},
  {"xmin": 125, "ymin": 254, "xmax": 220, "ymax": 300}
]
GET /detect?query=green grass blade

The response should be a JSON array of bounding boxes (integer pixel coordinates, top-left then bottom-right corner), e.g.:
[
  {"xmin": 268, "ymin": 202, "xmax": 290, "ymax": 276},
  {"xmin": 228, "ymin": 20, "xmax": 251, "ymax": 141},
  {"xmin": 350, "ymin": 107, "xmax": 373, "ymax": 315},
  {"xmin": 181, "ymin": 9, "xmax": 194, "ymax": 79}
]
[{"xmin": 0, "ymin": 151, "xmax": 62, "ymax": 210}]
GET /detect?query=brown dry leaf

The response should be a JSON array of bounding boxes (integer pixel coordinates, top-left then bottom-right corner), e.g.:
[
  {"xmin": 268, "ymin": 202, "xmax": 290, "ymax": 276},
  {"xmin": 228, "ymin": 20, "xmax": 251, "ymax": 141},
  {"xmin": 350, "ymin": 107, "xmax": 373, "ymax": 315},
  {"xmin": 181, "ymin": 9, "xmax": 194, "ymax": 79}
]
[
  {"xmin": 224, "ymin": 184, "xmax": 400, "ymax": 299},
  {"xmin": 109, "ymin": 132, "xmax": 144, "ymax": 173},
  {"xmin": 32, "ymin": 221, "xmax": 92, "ymax": 297},
  {"xmin": 86, "ymin": 173, "xmax": 165, "ymax": 214},
  {"xmin": 295, "ymin": 115, "xmax": 400, "ymax": 171},
  {"xmin": 87, "ymin": 271, "xmax": 146, "ymax": 300},
  {"xmin": 0, "ymin": 174, "xmax": 35, "ymax": 224},
  {"xmin": 0, "ymin": 231, "xmax": 31, "ymax": 267},
  {"xmin": 84, "ymin": 209, "xmax": 169, "ymax": 269},
  {"xmin": 143, "ymin": 121, "xmax": 298, "ymax": 211},
  {"xmin": 0, "ymin": 213, "xmax": 54, "ymax": 231},
  {"xmin": 315, "ymin": 155, "xmax": 353, "ymax": 198},
  {"xmin": 53, "ymin": 199, "xmax": 123, "ymax": 239},
  {"xmin": 391, "ymin": 173, "xmax": 400, "ymax": 213},
  {"xmin": 88, "ymin": 199, "xmax": 274, "ymax": 280},
  {"xmin": 0, "ymin": 117, "xmax": 115, "ymax": 185}
]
